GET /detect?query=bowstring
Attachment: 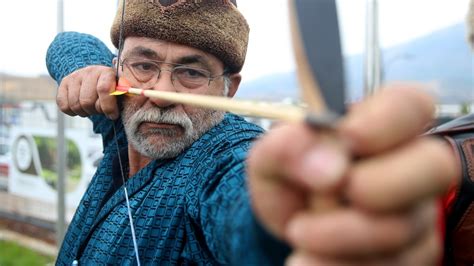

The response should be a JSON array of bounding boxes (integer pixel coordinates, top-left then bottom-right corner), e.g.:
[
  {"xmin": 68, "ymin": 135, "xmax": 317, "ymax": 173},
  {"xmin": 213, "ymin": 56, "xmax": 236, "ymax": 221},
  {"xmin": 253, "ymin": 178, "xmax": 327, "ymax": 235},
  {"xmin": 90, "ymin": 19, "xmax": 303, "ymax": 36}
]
[{"xmin": 113, "ymin": 0, "xmax": 141, "ymax": 265}]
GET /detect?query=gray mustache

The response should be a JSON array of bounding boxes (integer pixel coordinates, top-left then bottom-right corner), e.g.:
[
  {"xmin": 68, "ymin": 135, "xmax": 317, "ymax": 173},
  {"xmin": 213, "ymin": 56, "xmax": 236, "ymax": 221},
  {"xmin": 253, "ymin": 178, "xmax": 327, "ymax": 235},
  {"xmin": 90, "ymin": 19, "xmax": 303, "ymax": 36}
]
[{"xmin": 133, "ymin": 107, "xmax": 192, "ymax": 129}]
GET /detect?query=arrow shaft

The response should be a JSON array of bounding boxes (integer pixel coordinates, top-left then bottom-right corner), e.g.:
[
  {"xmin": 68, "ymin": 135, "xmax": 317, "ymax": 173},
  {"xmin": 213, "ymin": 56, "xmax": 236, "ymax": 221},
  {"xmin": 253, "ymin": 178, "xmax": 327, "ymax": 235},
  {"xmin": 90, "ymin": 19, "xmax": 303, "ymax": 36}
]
[{"xmin": 125, "ymin": 87, "xmax": 307, "ymax": 123}]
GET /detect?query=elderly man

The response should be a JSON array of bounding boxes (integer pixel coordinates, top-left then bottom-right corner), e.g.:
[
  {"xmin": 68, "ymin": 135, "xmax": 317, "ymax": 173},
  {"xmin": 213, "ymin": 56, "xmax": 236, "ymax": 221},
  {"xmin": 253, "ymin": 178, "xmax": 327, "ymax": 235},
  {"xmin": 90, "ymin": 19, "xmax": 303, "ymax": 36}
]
[{"xmin": 46, "ymin": 0, "xmax": 456, "ymax": 265}]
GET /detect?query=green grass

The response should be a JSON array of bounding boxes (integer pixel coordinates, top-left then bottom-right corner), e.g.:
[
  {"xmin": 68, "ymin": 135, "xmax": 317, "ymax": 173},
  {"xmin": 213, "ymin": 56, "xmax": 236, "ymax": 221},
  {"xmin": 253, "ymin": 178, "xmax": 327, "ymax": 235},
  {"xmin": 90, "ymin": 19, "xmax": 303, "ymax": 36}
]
[{"xmin": 0, "ymin": 240, "xmax": 54, "ymax": 266}]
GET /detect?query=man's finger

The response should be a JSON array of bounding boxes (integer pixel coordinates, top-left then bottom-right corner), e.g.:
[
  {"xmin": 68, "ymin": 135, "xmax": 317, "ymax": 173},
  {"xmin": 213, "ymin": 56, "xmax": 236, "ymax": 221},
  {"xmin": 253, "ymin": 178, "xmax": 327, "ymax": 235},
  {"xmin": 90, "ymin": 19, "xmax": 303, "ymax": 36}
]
[
  {"xmin": 97, "ymin": 70, "xmax": 119, "ymax": 120},
  {"xmin": 346, "ymin": 137, "xmax": 458, "ymax": 211},
  {"xmin": 285, "ymin": 202, "xmax": 435, "ymax": 258},
  {"xmin": 57, "ymin": 77, "xmax": 75, "ymax": 116},
  {"xmin": 79, "ymin": 71, "xmax": 101, "ymax": 115},
  {"xmin": 286, "ymin": 230, "xmax": 440, "ymax": 266},
  {"xmin": 340, "ymin": 85, "xmax": 435, "ymax": 156},
  {"xmin": 247, "ymin": 124, "xmax": 319, "ymax": 239},
  {"xmin": 95, "ymin": 100, "xmax": 103, "ymax": 114},
  {"xmin": 68, "ymin": 75, "xmax": 88, "ymax": 117},
  {"xmin": 392, "ymin": 226, "xmax": 441, "ymax": 266}
]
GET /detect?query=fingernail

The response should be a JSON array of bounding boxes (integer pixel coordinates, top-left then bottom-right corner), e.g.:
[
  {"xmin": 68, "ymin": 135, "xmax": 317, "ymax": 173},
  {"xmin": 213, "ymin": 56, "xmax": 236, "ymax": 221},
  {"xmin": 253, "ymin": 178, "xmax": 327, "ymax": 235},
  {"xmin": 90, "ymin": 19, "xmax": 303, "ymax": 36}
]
[{"xmin": 300, "ymin": 145, "xmax": 348, "ymax": 190}]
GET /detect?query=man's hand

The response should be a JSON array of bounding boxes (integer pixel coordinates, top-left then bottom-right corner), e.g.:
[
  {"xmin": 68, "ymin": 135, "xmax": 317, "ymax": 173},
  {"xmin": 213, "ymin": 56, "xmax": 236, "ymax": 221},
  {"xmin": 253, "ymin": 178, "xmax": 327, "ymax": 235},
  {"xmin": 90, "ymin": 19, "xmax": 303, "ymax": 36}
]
[
  {"xmin": 247, "ymin": 86, "xmax": 459, "ymax": 265},
  {"xmin": 57, "ymin": 65, "xmax": 119, "ymax": 120}
]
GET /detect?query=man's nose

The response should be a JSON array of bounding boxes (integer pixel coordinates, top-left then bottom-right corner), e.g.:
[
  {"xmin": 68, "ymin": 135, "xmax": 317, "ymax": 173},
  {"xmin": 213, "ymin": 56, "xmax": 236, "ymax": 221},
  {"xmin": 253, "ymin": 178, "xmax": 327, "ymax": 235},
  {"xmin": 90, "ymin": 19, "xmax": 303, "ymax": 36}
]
[{"xmin": 149, "ymin": 70, "xmax": 176, "ymax": 108}]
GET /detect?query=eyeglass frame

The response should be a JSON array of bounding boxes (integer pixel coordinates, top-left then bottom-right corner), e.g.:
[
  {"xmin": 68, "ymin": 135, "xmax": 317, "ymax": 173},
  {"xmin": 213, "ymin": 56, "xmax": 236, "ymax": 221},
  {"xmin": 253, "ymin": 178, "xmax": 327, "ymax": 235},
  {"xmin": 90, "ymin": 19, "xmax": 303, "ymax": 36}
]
[{"xmin": 120, "ymin": 57, "xmax": 230, "ymax": 90}]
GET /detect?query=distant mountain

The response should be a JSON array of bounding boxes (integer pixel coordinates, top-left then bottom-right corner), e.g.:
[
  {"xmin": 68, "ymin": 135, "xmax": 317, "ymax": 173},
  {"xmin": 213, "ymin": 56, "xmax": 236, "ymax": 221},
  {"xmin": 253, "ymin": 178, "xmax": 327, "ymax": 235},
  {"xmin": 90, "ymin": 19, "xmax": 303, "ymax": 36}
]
[
  {"xmin": 236, "ymin": 71, "xmax": 299, "ymax": 101},
  {"xmin": 238, "ymin": 23, "xmax": 473, "ymax": 104}
]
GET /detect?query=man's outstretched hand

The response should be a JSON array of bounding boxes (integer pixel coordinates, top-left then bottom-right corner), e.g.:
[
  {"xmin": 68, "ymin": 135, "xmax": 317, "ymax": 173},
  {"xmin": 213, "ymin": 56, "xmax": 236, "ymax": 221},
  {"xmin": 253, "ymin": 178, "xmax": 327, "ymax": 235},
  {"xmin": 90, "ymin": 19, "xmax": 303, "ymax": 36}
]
[{"xmin": 247, "ymin": 85, "xmax": 459, "ymax": 265}]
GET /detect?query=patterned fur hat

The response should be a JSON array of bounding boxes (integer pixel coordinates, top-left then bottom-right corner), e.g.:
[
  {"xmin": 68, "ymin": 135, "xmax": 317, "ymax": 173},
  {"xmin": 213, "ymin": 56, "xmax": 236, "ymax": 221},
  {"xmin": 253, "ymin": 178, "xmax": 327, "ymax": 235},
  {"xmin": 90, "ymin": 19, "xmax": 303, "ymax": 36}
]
[{"xmin": 111, "ymin": 0, "xmax": 249, "ymax": 73}]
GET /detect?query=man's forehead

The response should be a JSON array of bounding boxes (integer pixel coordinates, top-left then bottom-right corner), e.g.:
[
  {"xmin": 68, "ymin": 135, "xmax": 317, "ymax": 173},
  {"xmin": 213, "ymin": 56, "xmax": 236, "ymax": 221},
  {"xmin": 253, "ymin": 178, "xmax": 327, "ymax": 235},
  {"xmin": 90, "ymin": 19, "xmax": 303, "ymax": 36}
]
[{"xmin": 123, "ymin": 37, "xmax": 224, "ymax": 66}]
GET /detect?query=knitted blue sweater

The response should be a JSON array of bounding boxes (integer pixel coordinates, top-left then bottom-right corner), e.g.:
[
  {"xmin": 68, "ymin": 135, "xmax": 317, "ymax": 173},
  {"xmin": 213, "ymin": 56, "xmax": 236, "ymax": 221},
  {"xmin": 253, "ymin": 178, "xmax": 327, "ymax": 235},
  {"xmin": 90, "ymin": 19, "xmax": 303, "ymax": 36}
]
[{"xmin": 46, "ymin": 32, "xmax": 290, "ymax": 265}]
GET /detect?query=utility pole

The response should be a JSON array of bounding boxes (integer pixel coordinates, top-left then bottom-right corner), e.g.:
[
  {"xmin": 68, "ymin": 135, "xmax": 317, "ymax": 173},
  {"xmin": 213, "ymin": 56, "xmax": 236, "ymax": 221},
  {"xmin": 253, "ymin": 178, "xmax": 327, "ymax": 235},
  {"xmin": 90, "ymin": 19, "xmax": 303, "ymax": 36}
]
[
  {"xmin": 364, "ymin": 0, "xmax": 382, "ymax": 96},
  {"xmin": 56, "ymin": 0, "xmax": 67, "ymax": 247}
]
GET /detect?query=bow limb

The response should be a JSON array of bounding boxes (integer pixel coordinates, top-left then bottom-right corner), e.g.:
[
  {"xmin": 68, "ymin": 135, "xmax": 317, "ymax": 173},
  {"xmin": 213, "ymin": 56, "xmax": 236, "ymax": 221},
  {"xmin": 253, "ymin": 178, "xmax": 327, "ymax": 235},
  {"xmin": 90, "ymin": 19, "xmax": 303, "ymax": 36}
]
[
  {"xmin": 289, "ymin": 0, "xmax": 346, "ymax": 116},
  {"xmin": 289, "ymin": 2, "xmax": 327, "ymax": 113},
  {"xmin": 288, "ymin": 0, "xmax": 348, "ymax": 210}
]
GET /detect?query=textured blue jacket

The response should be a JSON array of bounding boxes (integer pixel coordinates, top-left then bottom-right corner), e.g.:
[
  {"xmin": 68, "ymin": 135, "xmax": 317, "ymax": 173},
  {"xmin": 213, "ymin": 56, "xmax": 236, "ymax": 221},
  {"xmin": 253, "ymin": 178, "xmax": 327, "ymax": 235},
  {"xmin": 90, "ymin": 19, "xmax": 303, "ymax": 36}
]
[{"xmin": 46, "ymin": 32, "xmax": 290, "ymax": 265}]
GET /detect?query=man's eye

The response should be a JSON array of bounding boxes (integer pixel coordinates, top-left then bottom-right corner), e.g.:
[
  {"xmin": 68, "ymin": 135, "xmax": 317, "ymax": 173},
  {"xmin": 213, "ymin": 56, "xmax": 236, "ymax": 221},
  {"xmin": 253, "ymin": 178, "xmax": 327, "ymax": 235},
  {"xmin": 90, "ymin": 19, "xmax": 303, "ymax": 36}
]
[
  {"xmin": 132, "ymin": 62, "xmax": 158, "ymax": 72},
  {"xmin": 176, "ymin": 68, "xmax": 207, "ymax": 79}
]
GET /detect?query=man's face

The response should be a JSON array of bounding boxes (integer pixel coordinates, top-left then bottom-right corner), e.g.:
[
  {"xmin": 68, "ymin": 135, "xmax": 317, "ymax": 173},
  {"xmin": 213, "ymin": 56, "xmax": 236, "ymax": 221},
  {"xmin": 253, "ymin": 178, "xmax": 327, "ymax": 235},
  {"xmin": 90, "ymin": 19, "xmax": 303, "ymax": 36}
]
[{"xmin": 118, "ymin": 37, "xmax": 229, "ymax": 160}]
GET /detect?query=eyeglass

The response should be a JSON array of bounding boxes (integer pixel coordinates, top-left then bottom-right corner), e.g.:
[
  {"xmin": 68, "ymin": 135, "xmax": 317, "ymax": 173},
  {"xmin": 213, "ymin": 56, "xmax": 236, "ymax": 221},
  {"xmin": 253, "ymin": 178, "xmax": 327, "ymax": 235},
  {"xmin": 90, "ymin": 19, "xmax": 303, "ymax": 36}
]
[{"xmin": 120, "ymin": 57, "xmax": 227, "ymax": 90}]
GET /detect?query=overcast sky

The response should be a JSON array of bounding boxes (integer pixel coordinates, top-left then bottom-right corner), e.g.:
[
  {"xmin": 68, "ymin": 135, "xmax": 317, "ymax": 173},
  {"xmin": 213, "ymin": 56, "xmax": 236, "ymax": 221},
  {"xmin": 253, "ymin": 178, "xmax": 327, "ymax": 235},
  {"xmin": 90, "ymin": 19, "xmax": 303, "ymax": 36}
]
[{"xmin": 0, "ymin": 0, "xmax": 470, "ymax": 82}]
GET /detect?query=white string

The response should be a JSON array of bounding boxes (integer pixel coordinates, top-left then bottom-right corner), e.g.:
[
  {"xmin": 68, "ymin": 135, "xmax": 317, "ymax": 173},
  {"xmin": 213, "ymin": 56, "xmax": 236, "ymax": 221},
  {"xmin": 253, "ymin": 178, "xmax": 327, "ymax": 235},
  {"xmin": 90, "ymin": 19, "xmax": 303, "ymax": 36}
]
[{"xmin": 112, "ymin": 124, "xmax": 141, "ymax": 266}]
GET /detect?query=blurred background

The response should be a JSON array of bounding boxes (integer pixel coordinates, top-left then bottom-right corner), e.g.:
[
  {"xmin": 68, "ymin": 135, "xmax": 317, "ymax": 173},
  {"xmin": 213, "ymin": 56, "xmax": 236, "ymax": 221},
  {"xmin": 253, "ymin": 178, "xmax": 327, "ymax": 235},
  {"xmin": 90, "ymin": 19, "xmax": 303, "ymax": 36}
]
[{"xmin": 0, "ymin": 0, "xmax": 472, "ymax": 264}]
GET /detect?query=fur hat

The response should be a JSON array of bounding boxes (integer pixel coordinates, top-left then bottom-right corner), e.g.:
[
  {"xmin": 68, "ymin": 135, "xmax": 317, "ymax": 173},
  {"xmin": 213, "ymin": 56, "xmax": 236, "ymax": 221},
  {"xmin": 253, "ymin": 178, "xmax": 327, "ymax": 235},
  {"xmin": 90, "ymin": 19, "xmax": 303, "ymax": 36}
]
[
  {"xmin": 111, "ymin": 0, "xmax": 249, "ymax": 73},
  {"xmin": 468, "ymin": 0, "xmax": 474, "ymax": 48}
]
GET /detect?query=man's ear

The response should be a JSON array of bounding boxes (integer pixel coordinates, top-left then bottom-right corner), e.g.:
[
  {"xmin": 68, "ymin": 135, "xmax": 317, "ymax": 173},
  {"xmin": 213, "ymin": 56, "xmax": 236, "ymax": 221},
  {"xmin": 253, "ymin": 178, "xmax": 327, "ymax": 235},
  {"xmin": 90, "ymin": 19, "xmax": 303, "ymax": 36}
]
[
  {"xmin": 112, "ymin": 57, "xmax": 118, "ymax": 69},
  {"xmin": 227, "ymin": 73, "xmax": 242, "ymax": 98}
]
